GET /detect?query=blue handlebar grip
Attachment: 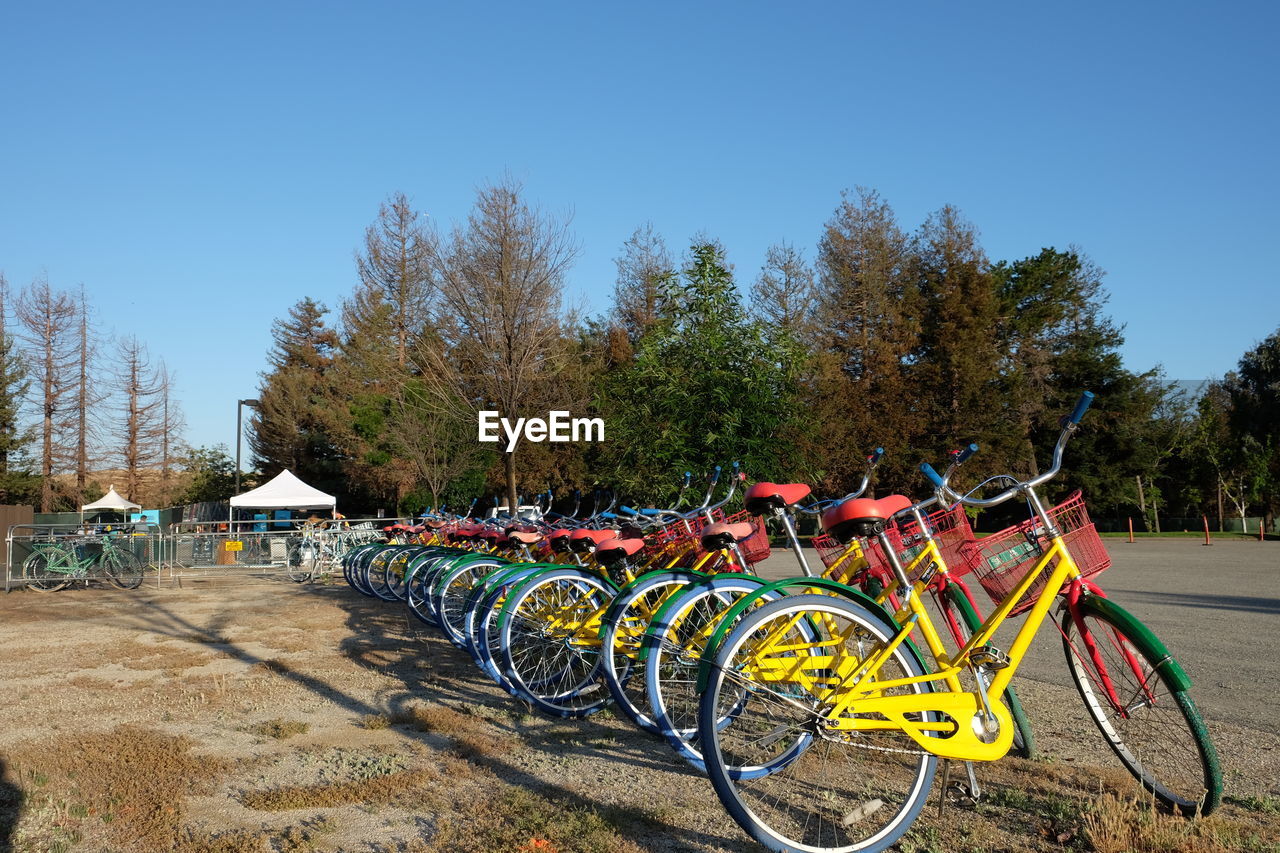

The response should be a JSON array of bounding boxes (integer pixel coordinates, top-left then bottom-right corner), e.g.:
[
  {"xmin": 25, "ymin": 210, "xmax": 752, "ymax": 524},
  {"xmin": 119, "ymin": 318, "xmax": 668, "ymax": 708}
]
[
  {"xmin": 869, "ymin": 447, "xmax": 885, "ymax": 464},
  {"xmin": 1069, "ymin": 391, "xmax": 1095, "ymax": 424},
  {"xmin": 640, "ymin": 508, "xmax": 662, "ymax": 517},
  {"xmin": 957, "ymin": 443, "xmax": 979, "ymax": 463},
  {"xmin": 710, "ymin": 465, "xmax": 721, "ymax": 484},
  {"xmin": 620, "ymin": 505, "xmax": 636, "ymax": 515},
  {"xmin": 683, "ymin": 471, "xmax": 692, "ymax": 485},
  {"xmin": 921, "ymin": 463, "xmax": 946, "ymax": 489},
  {"xmin": 600, "ymin": 512, "xmax": 617, "ymax": 520}
]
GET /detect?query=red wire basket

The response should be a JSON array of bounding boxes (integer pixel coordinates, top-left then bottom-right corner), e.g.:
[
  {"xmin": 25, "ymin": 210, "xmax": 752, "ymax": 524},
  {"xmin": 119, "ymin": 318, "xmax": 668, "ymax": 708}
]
[
  {"xmin": 811, "ymin": 534, "xmax": 847, "ymax": 569},
  {"xmin": 959, "ymin": 490, "xmax": 1110, "ymax": 616},
  {"xmin": 863, "ymin": 503, "xmax": 976, "ymax": 584},
  {"xmin": 726, "ymin": 510, "xmax": 771, "ymax": 565}
]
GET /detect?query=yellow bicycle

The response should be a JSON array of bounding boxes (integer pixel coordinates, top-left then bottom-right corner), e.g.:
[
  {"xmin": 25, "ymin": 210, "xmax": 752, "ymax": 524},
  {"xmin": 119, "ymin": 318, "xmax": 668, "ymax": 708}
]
[{"xmin": 697, "ymin": 392, "xmax": 1221, "ymax": 852}]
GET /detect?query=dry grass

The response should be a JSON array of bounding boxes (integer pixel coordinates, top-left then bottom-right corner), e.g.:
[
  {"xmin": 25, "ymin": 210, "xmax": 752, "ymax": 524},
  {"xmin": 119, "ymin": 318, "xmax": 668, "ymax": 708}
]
[
  {"xmin": 386, "ymin": 703, "xmax": 510, "ymax": 759},
  {"xmin": 423, "ymin": 787, "xmax": 647, "ymax": 853},
  {"xmin": 1084, "ymin": 793, "xmax": 1280, "ymax": 853},
  {"xmin": 2, "ymin": 725, "xmax": 232, "ymax": 852},
  {"xmin": 247, "ymin": 719, "xmax": 309, "ymax": 740},
  {"xmin": 241, "ymin": 767, "xmax": 444, "ymax": 811}
]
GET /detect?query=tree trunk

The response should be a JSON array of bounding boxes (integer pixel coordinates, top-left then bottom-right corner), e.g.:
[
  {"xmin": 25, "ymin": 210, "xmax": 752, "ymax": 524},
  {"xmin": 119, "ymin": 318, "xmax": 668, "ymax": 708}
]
[
  {"xmin": 1135, "ymin": 475, "xmax": 1147, "ymax": 532},
  {"xmin": 1216, "ymin": 479, "xmax": 1224, "ymax": 533},
  {"xmin": 505, "ymin": 451, "xmax": 518, "ymax": 518}
]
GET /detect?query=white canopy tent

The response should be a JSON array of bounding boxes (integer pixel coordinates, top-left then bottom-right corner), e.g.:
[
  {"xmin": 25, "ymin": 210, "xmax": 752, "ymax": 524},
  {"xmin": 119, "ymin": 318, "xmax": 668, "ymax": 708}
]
[
  {"xmin": 229, "ymin": 469, "xmax": 336, "ymax": 517},
  {"xmin": 80, "ymin": 485, "xmax": 141, "ymax": 522}
]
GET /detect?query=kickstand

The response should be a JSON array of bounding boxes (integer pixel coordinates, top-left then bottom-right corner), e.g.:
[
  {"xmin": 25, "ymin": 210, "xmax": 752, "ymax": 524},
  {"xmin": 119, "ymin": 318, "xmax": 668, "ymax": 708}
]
[
  {"xmin": 938, "ymin": 760, "xmax": 951, "ymax": 818},
  {"xmin": 939, "ymin": 760, "xmax": 983, "ymax": 812}
]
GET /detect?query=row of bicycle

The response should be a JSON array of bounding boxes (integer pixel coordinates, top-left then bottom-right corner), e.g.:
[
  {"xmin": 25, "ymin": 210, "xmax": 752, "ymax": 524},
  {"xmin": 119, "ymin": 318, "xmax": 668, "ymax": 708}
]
[{"xmin": 339, "ymin": 392, "xmax": 1222, "ymax": 853}]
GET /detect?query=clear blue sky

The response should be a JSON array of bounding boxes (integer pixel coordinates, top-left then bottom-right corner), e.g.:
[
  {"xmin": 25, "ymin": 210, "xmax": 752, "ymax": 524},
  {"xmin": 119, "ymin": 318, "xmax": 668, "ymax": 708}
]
[{"xmin": 2, "ymin": 1, "xmax": 1276, "ymax": 453}]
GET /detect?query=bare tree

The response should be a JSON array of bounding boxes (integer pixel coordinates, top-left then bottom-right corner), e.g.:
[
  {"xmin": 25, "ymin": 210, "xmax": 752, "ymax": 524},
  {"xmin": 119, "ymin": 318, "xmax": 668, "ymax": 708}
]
[
  {"xmin": 113, "ymin": 336, "xmax": 166, "ymax": 502},
  {"xmin": 15, "ymin": 276, "xmax": 78, "ymax": 511},
  {"xmin": 156, "ymin": 362, "xmax": 187, "ymax": 505},
  {"xmin": 72, "ymin": 284, "xmax": 108, "ymax": 500},
  {"xmin": 423, "ymin": 177, "xmax": 579, "ymax": 513},
  {"xmin": 611, "ymin": 223, "xmax": 674, "ymax": 344},
  {"xmin": 750, "ymin": 242, "xmax": 816, "ymax": 339},
  {"xmin": 351, "ymin": 192, "xmax": 434, "ymax": 369}
]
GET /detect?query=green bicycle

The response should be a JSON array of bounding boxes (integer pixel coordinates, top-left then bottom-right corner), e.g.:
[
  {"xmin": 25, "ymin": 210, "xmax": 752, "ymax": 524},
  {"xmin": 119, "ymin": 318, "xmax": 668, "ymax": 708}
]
[{"xmin": 22, "ymin": 535, "xmax": 146, "ymax": 591}]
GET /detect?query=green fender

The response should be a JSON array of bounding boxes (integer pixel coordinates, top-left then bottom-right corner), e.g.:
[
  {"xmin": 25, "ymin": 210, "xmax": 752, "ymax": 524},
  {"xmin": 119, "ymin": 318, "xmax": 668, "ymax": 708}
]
[
  {"xmin": 596, "ymin": 568, "xmax": 710, "ymax": 640},
  {"xmin": 1078, "ymin": 594, "xmax": 1192, "ymax": 692},
  {"xmin": 694, "ymin": 576, "xmax": 911, "ymax": 694},
  {"xmin": 636, "ymin": 572, "xmax": 763, "ymax": 662},
  {"xmin": 428, "ymin": 552, "xmax": 512, "ymax": 597},
  {"xmin": 461, "ymin": 562, "xmax": 568, "ymax": 613},
  {"xmin": 495, "ymin": 566, "xmax": 619, "ymax": 636}
]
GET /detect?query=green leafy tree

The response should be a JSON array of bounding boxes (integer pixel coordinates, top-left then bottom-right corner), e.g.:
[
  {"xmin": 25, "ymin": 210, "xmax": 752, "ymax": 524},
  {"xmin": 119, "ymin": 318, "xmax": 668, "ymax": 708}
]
[
  {"xmin": 598, "ymin": 240, "xmax": 807, "ymax": 501},
  {"xmin": 0, "ymin": 274, "xmax": 35, "ymax": 504},
  {"xmin": 914, "ymin": 206, "xmax": 1008, "ymax": 464},
  {"xmin": 1225, "ymin": 328, "xmax": 1280, "ymax": 527},
  {"xmin": 178, "ymin": 445, "xmax": 237, "ymax": 504}
]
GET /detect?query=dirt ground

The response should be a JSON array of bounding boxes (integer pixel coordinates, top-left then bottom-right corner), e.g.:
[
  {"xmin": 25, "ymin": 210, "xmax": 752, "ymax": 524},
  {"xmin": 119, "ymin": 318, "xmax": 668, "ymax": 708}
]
[{"xmin": 0, "ymin": 572, "xmax": 1276, "ymax": 853}]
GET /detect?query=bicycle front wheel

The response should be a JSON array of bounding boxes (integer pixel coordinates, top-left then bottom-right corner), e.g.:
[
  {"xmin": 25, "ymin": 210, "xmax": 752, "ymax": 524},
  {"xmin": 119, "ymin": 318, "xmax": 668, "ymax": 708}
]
[
  {"xmin": 1060, "ymin": 602, "xmax": 1221, "ymax": 815},
  {"xmin": 499, "ymin": 569, "xmax": 613, "ymax": 718},
  {"xmin": 700, "ymin": 594, "xmax": 937, "ymax": 853},
  {"xmin": 286, "ymin": 541, "xmax": 318, "ymax": 583}
]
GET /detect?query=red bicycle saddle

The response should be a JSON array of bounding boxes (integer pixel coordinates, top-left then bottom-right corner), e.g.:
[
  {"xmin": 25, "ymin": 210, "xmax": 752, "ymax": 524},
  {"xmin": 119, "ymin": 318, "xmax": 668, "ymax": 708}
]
[
  {"xmin": 569, "ymin": 528, "xmax": 618, "ymax": 553},
  {"xmin": 594, "ymin": 537, "xmax": 646, "ymax": 563},
  {"xmin": 700, "ymin": 521, "xmax": 757, "ymax": 551},
  {"xmin": 822, "ymin": 495, "xmax": 913, "ymax": 543},
  {"xmin": 744, "ymin": 482, "xmax": 812, "ymax": 515}
]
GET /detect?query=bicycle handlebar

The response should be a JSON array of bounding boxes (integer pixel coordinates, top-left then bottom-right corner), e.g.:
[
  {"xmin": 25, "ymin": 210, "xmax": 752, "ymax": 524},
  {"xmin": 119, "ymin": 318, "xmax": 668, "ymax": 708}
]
[{"xmin": 922, "ymin": 391, "xmax": 1094, "ymax": 509}]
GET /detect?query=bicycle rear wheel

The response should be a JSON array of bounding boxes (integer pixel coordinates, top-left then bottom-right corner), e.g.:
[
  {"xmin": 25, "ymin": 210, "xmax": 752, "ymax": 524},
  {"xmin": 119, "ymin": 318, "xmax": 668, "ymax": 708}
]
[
  {"xmin": 103, "ymin": 548, "xmax": 145, "ymax": 589},
  {"xmin": 700, "ymin": 594, "xmax": 937, "ymax": 853},
  {"xmin": 1060, "ymin": 602, "xmax": 1221, "ymax": 815},
  {"xmin": 287, "ymin": 541, "xmax": 319, "ymax": 583},
  {"xmin": 23, "ymin": 551, "xmax": 68, "ymax": 592}
]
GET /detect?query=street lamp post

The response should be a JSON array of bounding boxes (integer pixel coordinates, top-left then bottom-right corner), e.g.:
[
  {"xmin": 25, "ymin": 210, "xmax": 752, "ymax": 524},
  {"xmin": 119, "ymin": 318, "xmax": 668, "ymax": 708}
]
[{"xmin": 235, "ymin": 398, "xmax": 261, "ymax": 496}]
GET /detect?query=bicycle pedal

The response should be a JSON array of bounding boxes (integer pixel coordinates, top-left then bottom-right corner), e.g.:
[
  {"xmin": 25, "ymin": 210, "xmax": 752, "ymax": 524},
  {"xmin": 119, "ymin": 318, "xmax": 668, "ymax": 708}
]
[{"xmin": 970, "ymin": 645, "xmax": 1011, "ymax": 670}]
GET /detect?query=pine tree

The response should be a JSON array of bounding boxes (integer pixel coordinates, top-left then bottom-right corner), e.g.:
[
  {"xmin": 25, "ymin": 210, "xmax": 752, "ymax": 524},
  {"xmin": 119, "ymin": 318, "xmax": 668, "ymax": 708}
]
[
  {"xmin": 811, "ymin": 188, "xmax": 921, "ymax": 493},
  {"xmin": 0, "ymin": 275, "xmax": 35, "ymax": 503},
  {"xmin": 248, "ymin": 298, "xmax": 348, "ymax": 501}
]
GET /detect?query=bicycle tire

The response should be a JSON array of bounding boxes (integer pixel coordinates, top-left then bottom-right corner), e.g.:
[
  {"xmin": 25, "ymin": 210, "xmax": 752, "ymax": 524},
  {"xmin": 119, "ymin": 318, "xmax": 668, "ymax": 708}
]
[
  {"xmin": 466, "ymin": 564, "xmax": 556, "ymax": 691},
  {"xmin": 941, "ymin": 583, "xmax": 1035, "ymax": 759},
  {"xmin": 381, "ymin": 547, "xmax": 420, "ymax": 601},
  {"xmin": 645, "ymin": 574, "xmax": 772, "ymax": 769},
  {"xmin": 365, "ymin": 547, "xmax": 408, "ymax": 601},
  {"xmin": 103, "ymin": 548, "xmax": 145, "ymax": 590},
  {"xmin": 433, "ymin": 557, "xmax": 508, "ymax": 648},
  {"xmin": 699, "ymin": 593, "xmax": 937, "ymax": 853},
  {"xmin": 23, "ymin": 551, "xmax": 68, "ymax": 592},
  {"xmin": 404, "ymin": 552, "xmax": 454, "ymax": 627},
  {"xmin": 287, "ymin": 541, "xmax": 319, "ymax": 583},
  {"xmin": 498, "ymin": 568, "xmax": 614, "ymax": 717},
  {"xmin": 598, "ymin": 571, "xmax": 700, "ymax": 735},
  {"xmin": 1060, "ymin": 600, "xmax": 1221, "ymax": 815}
]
